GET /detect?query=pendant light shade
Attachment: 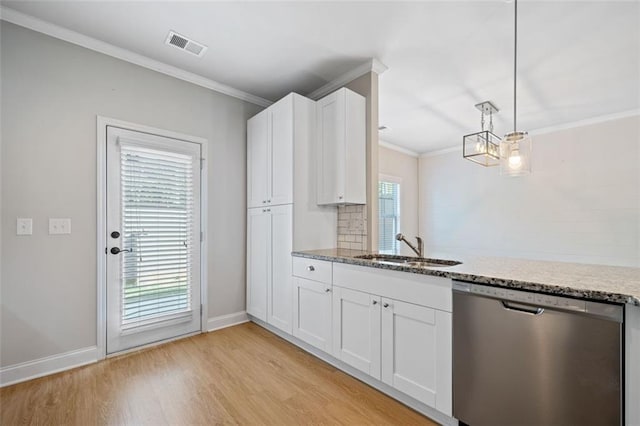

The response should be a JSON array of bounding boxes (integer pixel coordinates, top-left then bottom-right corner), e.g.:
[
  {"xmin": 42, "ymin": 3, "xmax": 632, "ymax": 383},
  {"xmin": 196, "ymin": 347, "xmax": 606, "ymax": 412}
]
[
  {"xmin": 500, "ymin": 131, "xmax": 531, "ymax": 176},
  {"xmin": 500, "ymin": 0, "xmax": 531, "ymax": 176},
  {"xmin": 463, "ymin": 101, "xmax": 501, "ymax": 167}
]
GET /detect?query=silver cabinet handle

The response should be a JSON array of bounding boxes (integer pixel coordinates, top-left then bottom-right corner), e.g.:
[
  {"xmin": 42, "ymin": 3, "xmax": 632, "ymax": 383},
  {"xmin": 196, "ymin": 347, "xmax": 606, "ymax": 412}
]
[
  {"xmin": 372, "ymin": 300, "xmax": 378, "ymax": 305},
  {"xmin": 383, "ymin": 303, "xmax": 389, "ymax": 308},
  {"xmin": 262, "ymin": 200, "xmax": 266, "ymax": 204},
  {"xmin": 325, "ymin": 288, "xmax": 331, "ymax": 293},
  {"xmin": 267, "ymin": 199, "xmax": 271, "ymax": 203},
  {"xmin": 307, "ymin": 265, "xmax": 315, "ymax": 271}
]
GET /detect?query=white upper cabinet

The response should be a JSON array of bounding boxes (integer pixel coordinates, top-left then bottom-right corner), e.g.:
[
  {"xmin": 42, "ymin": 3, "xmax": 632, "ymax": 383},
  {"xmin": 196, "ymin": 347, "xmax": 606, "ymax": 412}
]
[
  {"xmin": 247, "ymin": 109, "xmax": 270, "ymax": 209},
  {"xmin": 316, "ymin": 88, "xmax": 366, "ymax": 205},
  {"xmin": 247, "ymin": 95, "xmax": 294, "ymax": 208}
]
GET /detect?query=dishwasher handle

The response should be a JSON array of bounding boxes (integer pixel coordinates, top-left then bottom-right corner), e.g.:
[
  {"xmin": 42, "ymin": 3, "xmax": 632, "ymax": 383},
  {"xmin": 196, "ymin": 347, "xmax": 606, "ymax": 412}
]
[{"xmin": 501, "ymin": 300, "xmax": 545, "ymax": 316}]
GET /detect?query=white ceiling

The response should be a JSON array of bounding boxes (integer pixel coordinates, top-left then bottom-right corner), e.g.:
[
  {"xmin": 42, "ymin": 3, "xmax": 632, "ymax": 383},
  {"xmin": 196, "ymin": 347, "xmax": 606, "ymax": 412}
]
[{"xmin": 3, "ymin": 1, "xmax": 639, "ymax": 153}]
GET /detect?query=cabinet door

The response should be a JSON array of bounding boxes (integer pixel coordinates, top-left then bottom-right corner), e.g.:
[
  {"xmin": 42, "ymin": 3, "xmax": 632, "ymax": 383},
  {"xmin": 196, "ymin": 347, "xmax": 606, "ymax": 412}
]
[
  {"xmin": 269, "ymin": 95, "xmax": 293, "ymax": 206},
  {"xmin": 247, "ymin": 109, "xmax": 270, "ymax": 209},
  {"xmin": 316, "ymin": 90, "xmax": 345, "ymax": 205},
  {"xmin": 246, "ymin": 208, "xmax": 270, "ymax": 321},
  {"xmin": 332, "ymin": 287, "xmax": 381, "ymax": 379},
  {"xmin": 267, "ymin": 205, "xmax": 293, "ymax": 333},
  {"xmin": 293, "ymin": 277, "xmax": 332, "ymax": 353},
  {"xmin": 381, "ymin": 298, "xmax": 452, "ymax": 415}
]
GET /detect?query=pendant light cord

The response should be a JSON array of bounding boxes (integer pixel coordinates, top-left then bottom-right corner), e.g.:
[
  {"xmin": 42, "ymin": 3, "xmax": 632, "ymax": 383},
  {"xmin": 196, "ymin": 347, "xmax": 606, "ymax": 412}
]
[{"xmin": 513, "ymin": 0, "xmax": 518, "ymax": 132}]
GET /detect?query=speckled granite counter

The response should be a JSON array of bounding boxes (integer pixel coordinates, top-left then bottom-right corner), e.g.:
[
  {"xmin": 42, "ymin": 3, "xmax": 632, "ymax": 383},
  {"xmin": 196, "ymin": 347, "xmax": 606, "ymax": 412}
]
[{"xmin": 292, "ymin": 248, "xmax": 640, "ymax": 306}]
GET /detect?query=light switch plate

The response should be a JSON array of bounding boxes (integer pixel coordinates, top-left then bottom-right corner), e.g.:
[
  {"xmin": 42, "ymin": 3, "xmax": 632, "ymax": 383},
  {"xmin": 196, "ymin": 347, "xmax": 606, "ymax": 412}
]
[
  {"xmin": 17, "ymin": 218, "xmax": 33, "ymax": 235},
  {"xmin": 49, "ymin": 218, "xmax": 71, "ymax": 235}
]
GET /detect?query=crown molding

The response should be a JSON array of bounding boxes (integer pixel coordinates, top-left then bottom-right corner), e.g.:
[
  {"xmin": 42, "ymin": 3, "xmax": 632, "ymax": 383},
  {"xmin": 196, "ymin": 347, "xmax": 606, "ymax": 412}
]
[
  {"xmin": 379, "ymin": 140, "xmax": 419, "ymax": 158},
  {"xmin": 529, "ymin": 108, "xmax": 640, "ymax": 136},
  {"xmin": 307, "ymin": 58, "xmax": 388, "ymax": 100},
  {"xmin": 419, "ymin": 146, "xmax": 460, "ymax": 159},
  {"xmin": 418, "ymin": 108, "xmax": 640, "ymax": 158},
  {"xmin": 0, "ymin": 6, "xmax": 273, "ymax": 108}
]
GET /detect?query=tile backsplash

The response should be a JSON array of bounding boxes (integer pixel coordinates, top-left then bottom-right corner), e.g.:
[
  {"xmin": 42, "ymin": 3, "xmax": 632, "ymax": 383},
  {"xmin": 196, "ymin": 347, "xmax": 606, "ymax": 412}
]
[{"xmin": 337, "ymin": 205, "xmax": 368, "ymax": 250}]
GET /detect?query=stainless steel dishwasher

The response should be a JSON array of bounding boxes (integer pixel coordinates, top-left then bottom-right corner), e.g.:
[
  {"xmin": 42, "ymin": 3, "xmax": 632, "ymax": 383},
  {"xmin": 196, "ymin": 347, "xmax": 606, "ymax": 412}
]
[{"xmin": 453, "ymin": 281, "xmax": 623, "ymax": 426}]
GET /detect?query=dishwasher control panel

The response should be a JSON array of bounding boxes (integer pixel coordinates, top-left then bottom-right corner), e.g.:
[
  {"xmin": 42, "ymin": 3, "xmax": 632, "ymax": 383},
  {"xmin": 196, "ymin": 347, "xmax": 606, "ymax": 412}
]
[{"xmin": 453, "ymin": 281, "xmax": 623, "ymax": 322}]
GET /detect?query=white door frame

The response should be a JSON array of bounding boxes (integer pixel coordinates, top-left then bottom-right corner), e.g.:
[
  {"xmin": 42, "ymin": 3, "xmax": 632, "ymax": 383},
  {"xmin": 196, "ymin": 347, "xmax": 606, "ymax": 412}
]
[{"xmin": 96, "ymin": 116, "xmax": 208, "ymax": 359}]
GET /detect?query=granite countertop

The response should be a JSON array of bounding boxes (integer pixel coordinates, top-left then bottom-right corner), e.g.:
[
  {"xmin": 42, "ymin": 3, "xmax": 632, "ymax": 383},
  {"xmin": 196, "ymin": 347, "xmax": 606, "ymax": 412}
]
[{"xmin": 292, "ymin": 248, "xmax": 640, "ymax": 306}]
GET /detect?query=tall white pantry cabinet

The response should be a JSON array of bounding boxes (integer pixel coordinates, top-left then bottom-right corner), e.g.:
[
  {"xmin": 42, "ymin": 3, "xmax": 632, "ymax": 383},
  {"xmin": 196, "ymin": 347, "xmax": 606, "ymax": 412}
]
[{"xmin": 246, "ymin": 93, "xmax": 336, "ymax": 334}]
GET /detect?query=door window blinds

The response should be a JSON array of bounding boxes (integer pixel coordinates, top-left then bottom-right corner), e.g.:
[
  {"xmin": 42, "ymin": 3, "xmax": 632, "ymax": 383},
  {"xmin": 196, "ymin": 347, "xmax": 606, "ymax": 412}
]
[
  {"xmin": 120, "ymin": 143, "xmax": 195, "ymax": 329},
  {"xmin": 378, "ymin": 181, "xmax": 400, "ymax": 254}
]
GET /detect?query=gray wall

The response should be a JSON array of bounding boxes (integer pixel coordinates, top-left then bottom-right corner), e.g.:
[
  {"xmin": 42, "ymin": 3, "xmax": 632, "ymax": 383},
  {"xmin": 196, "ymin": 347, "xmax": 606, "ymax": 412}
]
[
  {"xmin": 0, "ymin": 22, "xmax": 261, "ymax": 367},
  {"xmin": 419, "ymin": 115, "xmax": 640, "ymax": 267},
  {"xmin": 378, "ymin": 145, "xmax": 419, "ymax": 256}
]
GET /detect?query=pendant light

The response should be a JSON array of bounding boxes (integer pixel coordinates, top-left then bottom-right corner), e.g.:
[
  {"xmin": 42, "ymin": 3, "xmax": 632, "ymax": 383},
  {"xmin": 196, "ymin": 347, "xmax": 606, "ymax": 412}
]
[
  {"xmin": 500, "ymin": 0, "xmax": 532, "ymax": 176},
  {"xmin": 463, "ymin": 101, "xmax": 501, "ymax": 167}
]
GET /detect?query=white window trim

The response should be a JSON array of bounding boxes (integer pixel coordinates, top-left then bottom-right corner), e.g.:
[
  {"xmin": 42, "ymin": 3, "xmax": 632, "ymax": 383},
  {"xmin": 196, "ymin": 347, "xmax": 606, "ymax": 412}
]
[
  {"xmin": 378, "ymin": 174, "xmax": 402, "ymax": 254},
  {"xmin": 96, "ymin": 116, "xmax": 208, "ymax": 360}
]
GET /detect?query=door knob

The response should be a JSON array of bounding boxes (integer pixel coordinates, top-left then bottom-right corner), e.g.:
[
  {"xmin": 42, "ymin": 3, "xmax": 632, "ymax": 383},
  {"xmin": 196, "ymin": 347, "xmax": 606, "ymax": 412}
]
[{"xmin": 110, "ymin": 247, "xmax": 131, "ymax": 255}]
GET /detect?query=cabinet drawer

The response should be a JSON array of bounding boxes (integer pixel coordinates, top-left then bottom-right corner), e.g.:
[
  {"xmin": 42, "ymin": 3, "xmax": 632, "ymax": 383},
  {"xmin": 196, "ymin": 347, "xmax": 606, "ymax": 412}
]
[{"xmin": 292, "ymin": 257, "xmax": 332, "ymax": 284}]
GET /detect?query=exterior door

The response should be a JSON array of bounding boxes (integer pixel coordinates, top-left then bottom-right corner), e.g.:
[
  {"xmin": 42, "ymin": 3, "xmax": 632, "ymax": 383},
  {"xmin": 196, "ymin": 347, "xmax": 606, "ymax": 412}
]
[{"xmin": 106, "ymin": 126, "xmax": 202, "ymax": 354}]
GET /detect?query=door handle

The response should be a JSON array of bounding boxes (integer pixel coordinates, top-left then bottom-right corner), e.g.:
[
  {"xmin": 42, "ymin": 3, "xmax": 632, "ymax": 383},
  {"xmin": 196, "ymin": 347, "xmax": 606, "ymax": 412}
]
[
  {"xmin": 501, "ymin": 301, "xmax": 544, "ymax": 315},
  {"xmin": 110, "ymin": 247, "xmax": 132, "ymax": 255}
]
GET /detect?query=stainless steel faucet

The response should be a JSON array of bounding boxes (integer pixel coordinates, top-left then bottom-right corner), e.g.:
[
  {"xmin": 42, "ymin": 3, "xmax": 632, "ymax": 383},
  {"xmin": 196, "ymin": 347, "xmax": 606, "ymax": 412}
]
[{"xmin": 395, "ymin": 233, "xmax": 423, "ymax": 258}]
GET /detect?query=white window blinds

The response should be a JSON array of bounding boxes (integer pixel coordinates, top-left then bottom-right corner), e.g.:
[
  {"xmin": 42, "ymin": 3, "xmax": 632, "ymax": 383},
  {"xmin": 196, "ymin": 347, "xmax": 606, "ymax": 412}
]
[
  {"xmin": 378, "ymin": 180, "xmax": 400, "ymax": 254},
  {"xmin": 120, "ymin": 144, "xmax": 195, "ymax": 328}
]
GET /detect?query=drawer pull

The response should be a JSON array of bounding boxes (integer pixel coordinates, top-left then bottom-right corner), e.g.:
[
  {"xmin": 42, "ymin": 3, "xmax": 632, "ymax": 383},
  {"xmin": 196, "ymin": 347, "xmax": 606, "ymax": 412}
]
[
  {"xmin": 325, "ymin": 288, "xmax": 331, "ymax": 293},
  {"xmin": 372, "ymin": 300, "xmax": 378, "ymax": 305},
  {"xmin": 307, "ymin": 265, "xmax": 315, "ymax": 272},
  {"xmin": 383, "ymin": 303, "xmax": 390, "ymax": 308}
]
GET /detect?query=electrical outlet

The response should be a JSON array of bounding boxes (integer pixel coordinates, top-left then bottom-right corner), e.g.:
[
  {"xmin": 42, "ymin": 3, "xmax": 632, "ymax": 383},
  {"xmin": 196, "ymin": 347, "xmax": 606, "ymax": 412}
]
[
  {"xmin": 17, "ymin": 218, "xmax": 33, "ymax": 235},
  {"xmin": 49, "ymin": 218, "xmax": 71, "ymax": 235}
]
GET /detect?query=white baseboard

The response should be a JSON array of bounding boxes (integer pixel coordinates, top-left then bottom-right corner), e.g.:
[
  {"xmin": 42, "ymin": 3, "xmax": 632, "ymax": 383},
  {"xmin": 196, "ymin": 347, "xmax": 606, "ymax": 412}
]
[
  {"xmin": 0, "ymin": 346, "xmax": 99, "ymax": 387},
  {"xmin": 207, "ymin": 311, "xmax": 248, "ymax": 332}
]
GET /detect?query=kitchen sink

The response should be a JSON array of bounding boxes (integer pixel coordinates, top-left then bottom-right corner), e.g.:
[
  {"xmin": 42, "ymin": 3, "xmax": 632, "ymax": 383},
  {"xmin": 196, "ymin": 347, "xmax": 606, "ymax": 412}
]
[{"xmin": 354, "ymin": 254, "xmax": 462, "ymax": 268}]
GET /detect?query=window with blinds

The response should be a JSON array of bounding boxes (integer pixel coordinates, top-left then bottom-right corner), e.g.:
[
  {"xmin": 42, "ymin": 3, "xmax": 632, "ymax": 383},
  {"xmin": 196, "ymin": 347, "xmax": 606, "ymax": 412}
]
[
  {"xmin": 378, "ymin": 180, "xmax": 400, "ymax": 254},
  {"xmin": 120, "ymin": 144, "xmax": 194, "ymax": 329}
]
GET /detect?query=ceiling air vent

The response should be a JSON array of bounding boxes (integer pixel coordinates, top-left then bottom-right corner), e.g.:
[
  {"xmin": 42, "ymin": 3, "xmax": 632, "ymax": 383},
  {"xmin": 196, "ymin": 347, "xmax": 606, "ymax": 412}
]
[{"xmin": 165, "ymin": 31, "xmax": 207, "ymax": 58}]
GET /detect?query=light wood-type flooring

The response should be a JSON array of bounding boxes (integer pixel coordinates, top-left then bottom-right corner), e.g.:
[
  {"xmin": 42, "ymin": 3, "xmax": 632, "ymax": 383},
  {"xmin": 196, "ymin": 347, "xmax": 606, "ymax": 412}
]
[{"xmin": 0, "ymin": 322, "xmax": 437, "ymax": 425}]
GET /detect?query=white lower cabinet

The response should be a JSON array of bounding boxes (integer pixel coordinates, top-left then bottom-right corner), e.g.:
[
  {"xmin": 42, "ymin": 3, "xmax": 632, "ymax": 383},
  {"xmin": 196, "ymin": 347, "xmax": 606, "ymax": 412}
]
[
  {"xmin": 276, "ymin": 260, "xmax": 452, "ymax": 419},
  {"xmin": 331, "ymin": 263, "xmax": 453, "ymax": 417},
  {"xmin": 381, "ymin": 298, "xmax": 452, "ymax": 415},
  {"xmin": 246, "ymin": 205, "xmax": 293, "ymax": 333},
  {"xmin": 292, "ymin": 277, "xmax": 332, "ymax": 352},
  {"xmin": 332, "ymin": 286, "xmax": 381, "ymax": 379}
]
